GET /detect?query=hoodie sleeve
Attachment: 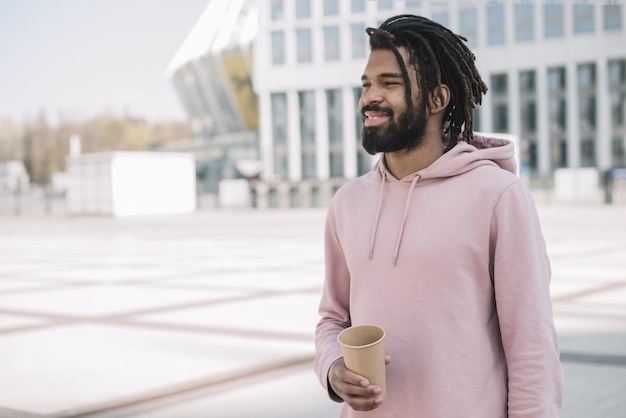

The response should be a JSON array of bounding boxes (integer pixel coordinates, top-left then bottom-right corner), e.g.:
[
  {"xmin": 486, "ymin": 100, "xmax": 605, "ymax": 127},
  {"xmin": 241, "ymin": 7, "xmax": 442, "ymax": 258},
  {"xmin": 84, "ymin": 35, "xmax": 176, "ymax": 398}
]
[
  {"xmin": 314, "ymin": 205, "xmax": 352, "ymax": 401},
  {"xmin": 490, "ymin": 182, "xmax": 564, "ymax": 417}
]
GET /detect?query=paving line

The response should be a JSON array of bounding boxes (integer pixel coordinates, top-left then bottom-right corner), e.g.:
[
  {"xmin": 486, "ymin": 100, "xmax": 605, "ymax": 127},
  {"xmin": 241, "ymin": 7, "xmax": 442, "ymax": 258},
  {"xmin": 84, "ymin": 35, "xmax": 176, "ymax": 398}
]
[
  {"xmin": 560, "ymin": 352, "xmax": 626, "ymax": 367},
  {"xmin": 47, "ymin": 355, "xmax": 315, "ymax": 418}
]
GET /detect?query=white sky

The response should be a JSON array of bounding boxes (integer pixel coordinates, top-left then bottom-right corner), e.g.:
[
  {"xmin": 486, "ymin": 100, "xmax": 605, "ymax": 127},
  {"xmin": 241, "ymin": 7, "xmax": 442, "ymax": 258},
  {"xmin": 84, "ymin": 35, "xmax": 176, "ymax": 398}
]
[{"xmin": 0, "ymin": 0, "xmax": 210, "ymax": 123}]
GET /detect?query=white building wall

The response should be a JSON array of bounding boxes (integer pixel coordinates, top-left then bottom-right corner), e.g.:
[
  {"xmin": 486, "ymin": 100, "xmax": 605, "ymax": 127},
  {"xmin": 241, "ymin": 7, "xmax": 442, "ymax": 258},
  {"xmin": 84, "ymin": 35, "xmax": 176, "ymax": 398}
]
[{"xmin": 254, "ymin": 0, "xmax": 626, "ymax": 184}]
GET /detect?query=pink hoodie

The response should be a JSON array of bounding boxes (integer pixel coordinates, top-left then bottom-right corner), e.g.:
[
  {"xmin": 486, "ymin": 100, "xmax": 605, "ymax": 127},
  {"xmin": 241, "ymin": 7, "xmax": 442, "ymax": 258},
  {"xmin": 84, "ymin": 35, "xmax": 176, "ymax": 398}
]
[{"xmin": 315, "ymin": 136, "xmax": 563, "ymax": 417}]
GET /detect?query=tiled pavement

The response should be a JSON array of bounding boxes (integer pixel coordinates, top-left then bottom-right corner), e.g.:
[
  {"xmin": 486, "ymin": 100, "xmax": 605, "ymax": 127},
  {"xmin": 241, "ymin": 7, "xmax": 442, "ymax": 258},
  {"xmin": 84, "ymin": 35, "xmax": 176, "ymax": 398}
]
[{"xmin": 0, "ymin": 204, "xmax": 624, "ymax": 417}]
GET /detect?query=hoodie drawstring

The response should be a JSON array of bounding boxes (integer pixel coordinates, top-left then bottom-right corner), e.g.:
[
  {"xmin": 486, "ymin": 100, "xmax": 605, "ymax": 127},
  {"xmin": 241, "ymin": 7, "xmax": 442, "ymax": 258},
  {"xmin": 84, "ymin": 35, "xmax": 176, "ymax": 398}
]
[
  {"xmin": 393, "ymin": 174, "xmax": 421, "ymax": 266},
  {"xmin": 368, "ymin": 171, "xmax": 421, "ymax": 266},
  {"xmin": 369, "ymin": 171, "xmax": 386, "ymax": 260}
]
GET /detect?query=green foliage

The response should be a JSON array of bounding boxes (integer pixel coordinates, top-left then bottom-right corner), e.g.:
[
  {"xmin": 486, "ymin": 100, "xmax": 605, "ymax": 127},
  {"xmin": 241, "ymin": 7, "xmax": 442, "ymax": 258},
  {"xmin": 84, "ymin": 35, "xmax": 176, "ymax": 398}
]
[{"xmin": 0, "ymin": 113, "xmax": 190, "ymax": 185}]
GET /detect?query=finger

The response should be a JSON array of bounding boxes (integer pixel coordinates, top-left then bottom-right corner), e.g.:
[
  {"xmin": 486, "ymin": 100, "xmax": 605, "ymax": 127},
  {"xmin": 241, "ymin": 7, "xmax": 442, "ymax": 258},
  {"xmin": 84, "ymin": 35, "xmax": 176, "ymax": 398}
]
[
  {"xmin": 331, "ymin": 375, "xmax": 379, "ymax": 398},
  {"xmin": 343, "ymin": 392, "xmax": 384, "ymax": 411},
  {"xmin": 330, "ymin": 358, "xmax": 369, "ymax": 387}
]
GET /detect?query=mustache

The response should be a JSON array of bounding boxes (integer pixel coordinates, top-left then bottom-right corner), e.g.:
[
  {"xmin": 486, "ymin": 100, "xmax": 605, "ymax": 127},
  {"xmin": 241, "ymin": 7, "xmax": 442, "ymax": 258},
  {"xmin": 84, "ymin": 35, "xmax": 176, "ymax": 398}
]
[{"xmin": 361, "ymin": 105, "xmax": 394, "ymax": 119}]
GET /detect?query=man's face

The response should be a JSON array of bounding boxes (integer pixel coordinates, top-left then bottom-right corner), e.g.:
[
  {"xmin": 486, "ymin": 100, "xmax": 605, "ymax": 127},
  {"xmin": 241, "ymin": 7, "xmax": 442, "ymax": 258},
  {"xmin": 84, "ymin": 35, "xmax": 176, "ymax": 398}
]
[{"xmin": 360, "ymin": 46, "xmax": 427, "ymax": 155}]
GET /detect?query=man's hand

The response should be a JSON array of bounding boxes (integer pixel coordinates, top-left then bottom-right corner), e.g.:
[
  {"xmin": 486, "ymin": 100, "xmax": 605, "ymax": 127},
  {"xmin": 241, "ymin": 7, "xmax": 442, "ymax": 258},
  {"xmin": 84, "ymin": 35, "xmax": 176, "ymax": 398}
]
[{"xmin": 328, "ymin": 356, "xmax": 391, "ymax": 411}]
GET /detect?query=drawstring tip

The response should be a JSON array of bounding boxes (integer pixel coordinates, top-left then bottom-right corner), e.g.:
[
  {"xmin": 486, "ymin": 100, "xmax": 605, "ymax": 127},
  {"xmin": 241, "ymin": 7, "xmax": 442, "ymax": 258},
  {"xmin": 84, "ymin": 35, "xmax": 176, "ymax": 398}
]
[
  {"xmin": 369, "ymin": 250, "xmax": 373, "ymax": 260},
  {"xmin": 393, "ymin": 257, "xmax": 398, "ymax": 266}
]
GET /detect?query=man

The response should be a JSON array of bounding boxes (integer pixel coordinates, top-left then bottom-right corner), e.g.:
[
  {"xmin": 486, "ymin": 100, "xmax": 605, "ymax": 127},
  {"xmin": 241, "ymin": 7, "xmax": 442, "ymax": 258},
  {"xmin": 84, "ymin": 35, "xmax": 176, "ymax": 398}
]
[{"xmin": 314, "ymin": 15, "xmax": 563, "ymax": 417}]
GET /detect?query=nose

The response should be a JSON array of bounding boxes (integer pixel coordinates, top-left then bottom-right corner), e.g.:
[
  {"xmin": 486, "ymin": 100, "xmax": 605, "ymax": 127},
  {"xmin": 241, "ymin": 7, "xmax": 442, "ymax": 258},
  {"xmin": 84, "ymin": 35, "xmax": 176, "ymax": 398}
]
[{"xmin": 360, "ymin": 85, "xmax": 383, "ymax": 107}]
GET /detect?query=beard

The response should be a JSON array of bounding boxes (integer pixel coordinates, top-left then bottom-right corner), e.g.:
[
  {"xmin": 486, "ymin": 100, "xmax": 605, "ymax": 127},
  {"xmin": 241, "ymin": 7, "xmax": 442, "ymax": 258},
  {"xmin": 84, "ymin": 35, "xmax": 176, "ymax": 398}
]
[{"xmin": 361, "ymin": 102, "xmax": 427, "ymax": 155}]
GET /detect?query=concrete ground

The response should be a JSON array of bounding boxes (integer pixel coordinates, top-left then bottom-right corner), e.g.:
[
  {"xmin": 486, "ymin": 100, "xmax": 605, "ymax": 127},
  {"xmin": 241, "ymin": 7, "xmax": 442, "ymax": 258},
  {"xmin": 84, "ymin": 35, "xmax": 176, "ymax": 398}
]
[{"xmin": 0, "ymin": 203, "xmax": 624, "ymax": 417}]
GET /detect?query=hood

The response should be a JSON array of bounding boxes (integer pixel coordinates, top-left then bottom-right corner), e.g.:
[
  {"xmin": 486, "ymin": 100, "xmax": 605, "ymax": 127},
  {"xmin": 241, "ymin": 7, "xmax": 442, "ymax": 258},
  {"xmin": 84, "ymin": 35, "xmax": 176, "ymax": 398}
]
[
  {"xmin": 373, "ymin": 134, "xmax": 517, "ymax": 183},
  {"xmin": 367, "ymin": 134, "xmax": 518, "ymax": 266}
]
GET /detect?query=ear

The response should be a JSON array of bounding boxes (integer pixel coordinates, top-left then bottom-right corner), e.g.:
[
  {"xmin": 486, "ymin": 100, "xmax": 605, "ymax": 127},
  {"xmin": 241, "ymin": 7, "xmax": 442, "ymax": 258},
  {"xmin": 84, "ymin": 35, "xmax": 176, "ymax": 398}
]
[{"xmin": 429, "ymin": 84, "xmax": 450, "ymax": 115}]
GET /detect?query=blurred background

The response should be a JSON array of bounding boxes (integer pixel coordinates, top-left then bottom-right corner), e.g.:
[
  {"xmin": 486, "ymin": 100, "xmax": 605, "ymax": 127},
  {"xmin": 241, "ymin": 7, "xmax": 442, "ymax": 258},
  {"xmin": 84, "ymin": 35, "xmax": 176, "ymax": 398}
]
[
  {"xmin": 1, "ymin": 0, "xmax": 625, "ymax": 214},
  {"xmin": 0, "ymin": 1, "xmax": 625, "ymax": 417}
]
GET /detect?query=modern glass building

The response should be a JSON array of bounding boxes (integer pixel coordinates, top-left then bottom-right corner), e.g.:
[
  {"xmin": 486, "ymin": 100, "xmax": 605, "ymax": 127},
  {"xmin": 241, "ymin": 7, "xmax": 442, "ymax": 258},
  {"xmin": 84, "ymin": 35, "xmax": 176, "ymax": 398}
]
[
  {"xmin": 253, "ymin": 0, "xmax": 626, "ymax": 193},
  {"xmin": 166, "ymin": 0, "xmax": 260, "ymax": 194},
  {"xmin": 170, "ymin": 0, "xmax": 626, "ymax": 206}
]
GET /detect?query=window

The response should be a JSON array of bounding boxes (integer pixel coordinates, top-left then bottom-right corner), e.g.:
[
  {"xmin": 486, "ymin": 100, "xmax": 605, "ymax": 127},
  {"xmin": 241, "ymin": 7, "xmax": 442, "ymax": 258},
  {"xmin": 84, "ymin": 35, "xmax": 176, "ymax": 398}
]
[
  {"xmin": 578, "ymin": 64, "xmax": 596, "ymax": 89},
  {"xmin": 351, "ymin": 0, "xmax": 365, "ymax": 13},
  {"xmin": 459, "ymin": 8, "xmax": 478, "ymax": 47},
  {"xmin": 578, "ymin": 64, "xmax": 597, "ymax": 167},
  {"xmin": 609, "ymin": 60, "xmax": 626, "ymax": 85},
  {"xmin": 515, "ymin": 3, "xmax": 534, "ymax": 42},
  {"xmin": 299, "ymin": 91, "xmax": 316, "ymax": 179},
  {"xmin": 611, "ymin": 135, "xmax": 625, "ymax": 167},
  {"xmin": 473, "ymin": 107, "xmax": 481, "ymax": 132},
  {"xmin": 327, "ymin": 89, "xmax": 344, "ymax": 178},
  {"xmin": 296, "ymin": 0, "xmax": 310, "ymax": 19},
  {"xmin": 296, "ymin": 28, "xmax": 312, "ymax": 63},
  {"xmin": 520, "ymin": 71, "xmax": 537, "ymax": 171},
  {"xmin": 611, "ymin": 92, "xmax": 626, "ymax": 126},
  {"xmin": 324, "ymin": 26, "xmax": 340, "ymax": 61},
  {"xmin": 548, "ymin": 67, "xmax": 566, "ymax": 90},
  {"xmin": 487, "ymin": 4, "xmax": 505, "ymax": 45},
  {"xmin": 609, "ymin": 60, "xmax": 626, "ymax": 167},
  {"xmin": 547, "ymin": 68, "xmax": 567, "ymax": 170},
  {"xmin": 353, "ymin": 87, "xmax": 370, "ymax": 175},
  {"xmin": 377, "ymin": 0, "xmax": 393, "ymax": 11},
  {"xmin": 544, "ymin": 3, "xmax": 564, "ymax": 38},
  {"xmin": 491, "ymin": 74, "xmax": 508, "ymax": 95},
  {"xmin": 270, "ymin": 0, "xmax": 283, "ymax": 21},
  {"xmin": 271, "ymin": 93, "xmax": 289, "ymax": 179},
  {"xmin": 271, "ymin": 31, "xmax": 285, "ymax": 65},
  {"xmin": 433, "ymin": 11, "xmax": 449, "ymax": 28},
  {"xmin": 351, "ymin": 23, "xmax": 367, "ymax": 59},
  {"xmin": 604, "ymin": 4, "xmax": 622, "ymax": 30},
  {"xmin": 324, "ymin": 0, "xmax": 339, "ymax": 16},
  {"xmin": 490, "ymin": 74, "xmax": 508, "ymax": 132},
  {"xmin": 405, "ymin": 0, "xmax": 421, "ymax": 9},
  {"xmin": 574, "ymin": 4, "xmax": 594, "ymax": 34}
]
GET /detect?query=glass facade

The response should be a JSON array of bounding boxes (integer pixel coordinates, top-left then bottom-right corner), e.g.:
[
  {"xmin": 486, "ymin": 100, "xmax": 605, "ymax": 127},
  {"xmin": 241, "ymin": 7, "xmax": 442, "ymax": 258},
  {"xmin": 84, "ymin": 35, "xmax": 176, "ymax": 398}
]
[
  {"xmin": 351, "ymin": 0, "xmax": 365, "ymax": 13},
  {"xmin": 604, "ymin": 4, "xmax": 622, "ymax": 30},
  {"xmin": 515, "ymin": 3, "xmax": 534, "ymax": 42},
  {"xmin": 296, "ymin": 28, "xmax": 312, "ymax": 63},
  {"xmin": 459, "ymin": 8, "xmax": 478, "ymax": 47},
  {"xmin": 487, "ymin": 3, "xmax": 505, "ymax": 45},
  {"xmin": 490, "ymin": 74, "xmax": 508, "ymax": 132},
  {"xmin": 574, "ymin": 4, "xmax": 595, "ymax": 34},
  {"xmin": 271, "ymin": 93, "xmax": 289, "ymax": 179},
  {"xmin": 405, "ymin": 0, "xmax": 421, "ymax": 10},
  {"xmin": 609, "ymin": 59, "xmax": 626, "ymax": 167},
  {"xmin": 544, "ymin": 3, "xmax": 564, "ymax": 38},
  {"xmin": 271, "ymin": 31, "xmax": 285, "ymax": 65},
  {"xmin": 608, "ymin": 59, "xmax": 626, "ymax": 167},
  {"xmin": 324, "ymin": 26, "xmax": 340, "ymax": 61},
  {"xmin": 296, "ymin": 0, "xmax": 310, "ymax": 19},
  {"xmin": 270, "ymin": 0, "xmax": 283, "ymax": 21},
  {"xmin": 578, "ymin": 63, "xmax": 597, "ymax": 167},
  {"xmin": 433, "ymin": 11, "xmax": 449, "ymax": 28},
  {"xmin": 351, "ymin": 23, "xmax": 367, "ymax": 59},
  {"xmin": 327, "ymin": 89, "xmax": 344, "ymax": 178},
  {"xmin": 520, "ymin": 70, "xmax": 538, "ymax": 172},
  {"xmin": 548, "ymin": 67, "xmax": 567, "ymax": 169},
  {"xmin": 299, "ymin": 91, "xmax": 317, "ymax": 179},
  {"xmin": 323, "ymin": 0, "xmax": 339, "ymax": 16},
  {"xmin": 354, "ymin": 87, "xmax": 370, "ymax": 176},
  {"xmin": 377, "ymin": 0, "xmax": 393, "ymax": 11}
]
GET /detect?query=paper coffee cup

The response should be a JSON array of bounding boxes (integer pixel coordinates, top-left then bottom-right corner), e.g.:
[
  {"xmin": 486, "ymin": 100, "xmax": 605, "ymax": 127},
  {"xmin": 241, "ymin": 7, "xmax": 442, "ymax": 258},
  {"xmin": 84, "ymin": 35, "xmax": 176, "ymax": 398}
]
[{"xmin": 337, "ymin": 324, "xmax": 386, "ymax": 397}]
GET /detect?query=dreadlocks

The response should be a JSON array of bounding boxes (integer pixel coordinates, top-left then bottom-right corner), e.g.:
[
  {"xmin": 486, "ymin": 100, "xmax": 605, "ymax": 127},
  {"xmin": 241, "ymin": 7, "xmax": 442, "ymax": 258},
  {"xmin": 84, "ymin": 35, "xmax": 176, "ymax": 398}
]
[{"xmin": 366, "ymin": 15, "xmax": 488, "ymax": 152}]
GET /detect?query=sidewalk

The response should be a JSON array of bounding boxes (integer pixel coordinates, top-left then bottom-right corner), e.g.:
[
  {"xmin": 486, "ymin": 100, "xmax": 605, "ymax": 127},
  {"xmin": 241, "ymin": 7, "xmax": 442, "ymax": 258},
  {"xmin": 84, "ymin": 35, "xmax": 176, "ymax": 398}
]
[{"xmin": 0, "ymin": 204, "xmax": 624, "ymax": 417}]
